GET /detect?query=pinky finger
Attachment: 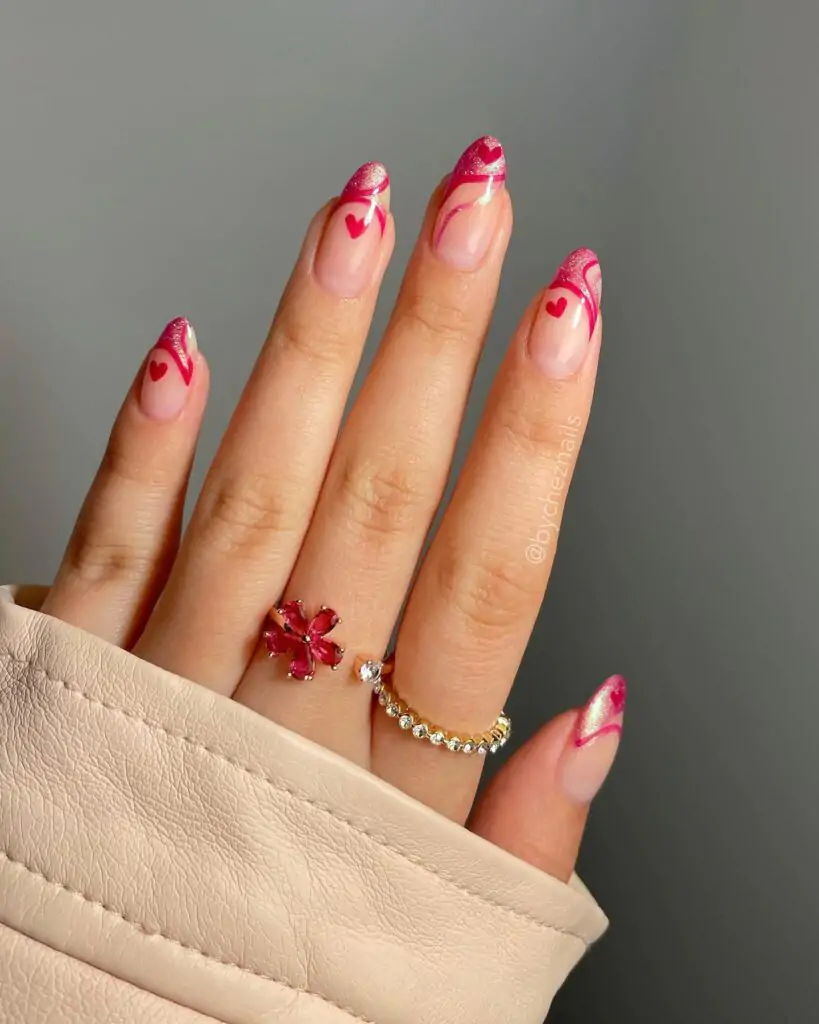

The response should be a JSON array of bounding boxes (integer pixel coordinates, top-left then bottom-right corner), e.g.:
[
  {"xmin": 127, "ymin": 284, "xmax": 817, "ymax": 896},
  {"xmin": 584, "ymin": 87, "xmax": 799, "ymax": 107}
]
[
  {"xmin": 42, "ymin": 318, "xmax": 208, "ymax": 648},
  {"xmin": 468, "ymin": 676, "xmax": 626, "ymax": 882}
]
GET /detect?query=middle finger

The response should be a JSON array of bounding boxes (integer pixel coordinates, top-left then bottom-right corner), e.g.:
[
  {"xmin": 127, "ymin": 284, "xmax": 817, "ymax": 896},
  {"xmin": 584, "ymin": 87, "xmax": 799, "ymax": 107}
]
[{"xmin": 233, "ymin": 138, "xmax": 511, "ymax": 762}]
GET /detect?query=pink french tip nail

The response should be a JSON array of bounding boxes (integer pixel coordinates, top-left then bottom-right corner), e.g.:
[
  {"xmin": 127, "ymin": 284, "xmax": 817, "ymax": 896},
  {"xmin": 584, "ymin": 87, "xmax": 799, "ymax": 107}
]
[
  {"xmin": 139, "ymin": 317, "xmax": 197, "ymax": 422},
  {"xmin": 314, "ymin": 161, "xmax": 391, "ymax": 298},
  {"xmin": 527, "ymin": 247, "xmax": 603, "ymax": 379},
  {"xmin": 558, "ymin": 675, "xmax": 626, "ymax": 805},
  {"xmin": 433, "ymin": 135, "xmax": 507, "ymax": 271}
]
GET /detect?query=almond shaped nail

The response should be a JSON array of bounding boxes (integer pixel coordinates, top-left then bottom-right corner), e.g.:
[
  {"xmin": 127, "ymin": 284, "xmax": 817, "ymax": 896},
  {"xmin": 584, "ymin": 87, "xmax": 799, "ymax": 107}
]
[
  {"xmin": 548, "ymin": 247, "xmax": 602, "ymax": 339},
  {"xmin": 558, "ymin": 675, "xmax": 626, "ymax": 805},
  {"xmin": 433, "ymin": 136, "xmax": 506, "ymax": 270},
  {"xmin": 528, "ymin": 247, "xmax": 602, "ymax": 378},
  {"xmin": 338, "ymin": 161, "xmax": 391, "ymax": 231},
  {"xmin": 140, "ymin": 317, "xmax": 197, "ymax": 422},
  {"xmin": 314, "ymin": 161, "xmax": 391, "ymax": 298},
  {"xmin": 575, "ymin": 674, "xmax": 626, "ymax": 746}
]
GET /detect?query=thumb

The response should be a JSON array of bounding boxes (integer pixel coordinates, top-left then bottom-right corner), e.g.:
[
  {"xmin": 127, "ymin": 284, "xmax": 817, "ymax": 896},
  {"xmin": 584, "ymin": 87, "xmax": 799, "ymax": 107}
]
[{"xmin": 468, "ymin": 675, "xmax": 626, "ymax": 882}]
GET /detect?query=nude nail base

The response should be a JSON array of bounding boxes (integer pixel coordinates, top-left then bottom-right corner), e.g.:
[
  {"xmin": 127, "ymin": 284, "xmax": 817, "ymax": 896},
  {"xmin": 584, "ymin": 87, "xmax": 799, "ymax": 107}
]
[
  {"xmin": 528, "ymin": 248, "xmax": 602, "ymax": 379},
  {"xmin": 139, "ymin": 317, "xmax": 197, "ymax": 422},
  {"xmin": 558, "ymin": 675, "xmax": 626, "ymax": 804},
  {"xmin": 433, "ymin": 136, "xmax": 506, "ymax": 271}
]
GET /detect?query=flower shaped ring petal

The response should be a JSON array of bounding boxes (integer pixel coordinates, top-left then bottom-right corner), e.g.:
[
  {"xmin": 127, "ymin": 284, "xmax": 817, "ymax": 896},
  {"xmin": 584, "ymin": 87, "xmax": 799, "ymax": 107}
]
[{"xmin": 263, "ymin": 600, "xmax": 344, "ymax": 681}]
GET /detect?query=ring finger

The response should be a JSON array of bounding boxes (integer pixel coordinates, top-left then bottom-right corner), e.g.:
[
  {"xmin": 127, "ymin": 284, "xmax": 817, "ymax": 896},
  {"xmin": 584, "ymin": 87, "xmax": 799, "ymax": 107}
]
[
  {"xmin": 232, "ymin": 138, "xmax": 511, "ymax": 762},
  {"xmin": 373, "ymin": 247, "xmax": 603, "ymax": 820}
]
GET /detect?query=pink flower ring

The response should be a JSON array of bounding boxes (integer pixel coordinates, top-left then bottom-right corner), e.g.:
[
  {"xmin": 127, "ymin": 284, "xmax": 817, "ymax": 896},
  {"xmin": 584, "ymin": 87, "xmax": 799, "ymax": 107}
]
[{"xmin": 263, "ymin": 599, "xmax": 344, "ymax": 681}]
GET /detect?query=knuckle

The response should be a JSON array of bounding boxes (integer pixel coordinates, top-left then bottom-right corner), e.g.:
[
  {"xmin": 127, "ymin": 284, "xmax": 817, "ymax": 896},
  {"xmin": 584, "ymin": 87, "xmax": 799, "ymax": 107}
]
[
  {"xmin": 100, "ymin": 434, "xmax": 159, "ymax": 489},
  {"xmin": 59, "ymin": 434, "xmax": 182, "ymax": 587},
  {"xmin": 496, "ymin": 399, "xmax": 576, "ymax": 455},
  {"xmin": 436, "ymin": 544, "xmax": 542, "ymax": 637},
  {"xmin": 398, "ymin": 290, "xmax": 474, "ymax": 352},
  {"xmin": 274, "ymin": 310, "xmax": 349, "ymax": 368},
  {"xmin": 65, "ymin": 533, "xmax": 154, "ymax": 585},
  {"xmin": 336, "ymin": 454, "xmax": 431, "ymax": 548},
  {"xmin": 101, "ymin": 421, "xmax": 187, "ymax": 492},
  {"xmin": 200, "ymin": 476, "xmax": 303, "ymax": 558}
]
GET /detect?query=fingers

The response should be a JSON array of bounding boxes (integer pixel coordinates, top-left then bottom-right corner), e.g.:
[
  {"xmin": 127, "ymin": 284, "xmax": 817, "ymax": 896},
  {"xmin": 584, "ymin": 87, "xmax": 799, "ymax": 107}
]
[
  {"xmin": 136, "ymin": 165, "xmax": 395, "ymax": 690},
  {"xmin": 470, "ymin": 676, "xmax": 626, "ymax": 882},
  {"xmin": 42, "ymin": 319, "xmax": 207, "ymax": 647},
  {"xmin": 373, "ymin": 248, "xmax": 603, "ymax": 820},
  {"xmin": 231, "ymin": 138, "xmax": 511, "ymax": 762}
]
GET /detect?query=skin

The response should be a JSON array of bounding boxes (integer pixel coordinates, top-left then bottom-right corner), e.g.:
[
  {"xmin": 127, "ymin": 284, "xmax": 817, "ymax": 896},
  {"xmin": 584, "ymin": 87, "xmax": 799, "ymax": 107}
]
[{"xmin": 40, "ymin": 146, "xmax": 611, "ymax": 885}]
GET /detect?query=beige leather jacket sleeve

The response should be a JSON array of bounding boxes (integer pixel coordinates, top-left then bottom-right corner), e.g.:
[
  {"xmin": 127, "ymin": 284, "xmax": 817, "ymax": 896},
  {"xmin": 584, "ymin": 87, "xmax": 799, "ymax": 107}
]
[{"xmin": 0, "ymin": 586, "xmax": 608, "ymax": 1023}]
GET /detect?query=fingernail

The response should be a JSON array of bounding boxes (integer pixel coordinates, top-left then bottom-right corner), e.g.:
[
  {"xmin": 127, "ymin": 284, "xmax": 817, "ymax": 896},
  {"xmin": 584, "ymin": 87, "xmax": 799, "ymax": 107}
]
[
  {"xmin": 433, "ymin": 136, "xmax": 506, "ymax": 270},
  {"xmin": 314, "ymin": 162, "xmax": 390, "ymax": 297},
  {"xmin": 558, "ymin": 675, "xmax": 626, "ymax": 804},
  {"xmin": 527, "ymin": 248, "xmax": 602, "ymax": 378},
  {"xmin": 139, "ymin": 317, "xmax": 197, "ymax": 422}
]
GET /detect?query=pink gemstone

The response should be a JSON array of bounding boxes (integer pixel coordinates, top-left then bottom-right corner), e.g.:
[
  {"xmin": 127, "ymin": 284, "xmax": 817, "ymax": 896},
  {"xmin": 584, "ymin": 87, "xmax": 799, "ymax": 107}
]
[
  {"xmin": 309, "ymin": 607, "xmax": 339, "ymax": 638},
  {"xmin": 278, "ymin": 600, "xmax": 309, "ymax": 636},
  {"xmin": 311, "ymin": 638, "xmax": 343, "ymax": 668},
  {"xmin": 289, "ymin": 644, "xmax": 314, "ymax": 680},
  {"xmin": 263, "ymin": 623, "xmax": 295, "ymax": 657}
]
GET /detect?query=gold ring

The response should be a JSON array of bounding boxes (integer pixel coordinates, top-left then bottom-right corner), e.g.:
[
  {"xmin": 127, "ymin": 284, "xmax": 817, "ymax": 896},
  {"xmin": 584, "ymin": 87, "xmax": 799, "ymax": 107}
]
[{"xmin": 354, "ymin": 655, "xmax": 511, "ymax": 755}]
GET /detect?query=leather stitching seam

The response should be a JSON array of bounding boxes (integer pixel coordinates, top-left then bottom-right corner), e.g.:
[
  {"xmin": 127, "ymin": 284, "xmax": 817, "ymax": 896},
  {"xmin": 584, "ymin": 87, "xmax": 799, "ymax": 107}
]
[
  {"xmin": 0, "ymin": 651, "xmax": 591, "ymax": 943},
  {"xmin": 0, "ymin": 850, "xmax": 372, "ymax": 1024}
]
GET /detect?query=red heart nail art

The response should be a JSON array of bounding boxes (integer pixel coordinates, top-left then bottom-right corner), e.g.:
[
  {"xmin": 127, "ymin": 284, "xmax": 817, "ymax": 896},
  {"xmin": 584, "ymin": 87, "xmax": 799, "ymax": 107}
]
[
  {"xmin": 435, "ymin": 138, "xmax": 507, "ymax": 259},
  {"xmin": 546, "ymin": 296, "xmax": 568, "ymax": 319},
  {"xmin": 148, "ymin": 359, "xmax": 168, "ymax": 382},
  {"xmin": 479, "ymin": 141, "xmax": 503, "ymax": 165},
  {"xmin": 546, "ymin": 248, "xmax": 602, "ymax": 339},
  {"xmin": 345, "ymin": 213, "xmax": 367, "ymax": 239},
  {"xmin": 441, "ymin": 137, "xmax": 506, "ymax": 204}
]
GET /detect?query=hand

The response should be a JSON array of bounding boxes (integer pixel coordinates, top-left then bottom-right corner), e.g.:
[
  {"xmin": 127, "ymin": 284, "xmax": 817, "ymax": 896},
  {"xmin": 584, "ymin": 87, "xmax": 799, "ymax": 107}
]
[{"xmin": 40, "ymin": 137, "xmax": 624, "ymax": 884}]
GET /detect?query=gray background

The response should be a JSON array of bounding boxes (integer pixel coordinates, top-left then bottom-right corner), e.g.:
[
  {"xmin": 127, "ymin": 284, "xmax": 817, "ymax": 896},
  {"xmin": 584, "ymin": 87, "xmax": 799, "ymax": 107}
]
[{"xmin": 1, "ymin": 2, "xmax": 816, "ymax": 1020}]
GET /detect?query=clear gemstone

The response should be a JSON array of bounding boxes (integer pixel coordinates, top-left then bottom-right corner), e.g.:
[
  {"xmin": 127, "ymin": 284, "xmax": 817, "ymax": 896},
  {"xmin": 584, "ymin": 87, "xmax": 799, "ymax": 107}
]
[
  {"xmin": 462, "ymin": 741, "xmax": 476, "ymax": 754},
  {"xmin": 386, "ymin": 702, "xmax": 400, "ymax": 717},
  {"xmin": 372, "ymin": 680, "xmax": 383, "ymax": 695},
  {"xmin": 429, "ymin": 731, "xmax": 445, "ymax": 746},
  {"xmin": 446, "ymin": 736, "xmax": 463, "ymax": 752},
  {"xmin": 477, "ymin": 741, "xmax": 490, "ymax": 755},
  {"xmin": 358, "ymin": 660, "xmax": 382, "ymax": 686},
  {"xmin": 378, "ymin": 690, "xmax": 390, "ymax": 706},
  {"xmin": 412, "ymin": 723, "xmax": 429, "ymax": 740},
  {"xmin": 398, "ymin": 714, "xmax": 414, "ymax": 730},
  {"xmin": 489, "ymin": 741, "xmax": 500, "ymax": 754}
]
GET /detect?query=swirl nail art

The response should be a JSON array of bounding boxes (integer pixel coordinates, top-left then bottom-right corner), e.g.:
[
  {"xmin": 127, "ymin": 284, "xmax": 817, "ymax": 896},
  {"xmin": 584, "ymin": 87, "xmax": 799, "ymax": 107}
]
[
  {"xmin": 574, "ymin": 675, "xmax": 627, "ymax": 747},
  {"xmin": 546, "ymin": 247, "xmax": 602, "ymax": 340},
  {"xmin": 315, "ymin": 162, "xmax": 391, "ymax": 298},
  {"xmin": 140, "ymin": 317, "xmax": 197, "ymax": 421},
  {"xmin": 558, "ymin": 675, "xmax": 627, "ymax": 805},
  {"xmin": 334, "ymin": 161, "xmax": 390, "ymax": 237},
  {"xmin": 154, "ymin": 317, "xmax": 196, "ymax": 385},
  {"xmin": 528, "ymin": 248, "xmax": 603, "ymax": 379},
  {"xmin": 433, "ymin": 136, "xmax": 507, "ymax": 270}
]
